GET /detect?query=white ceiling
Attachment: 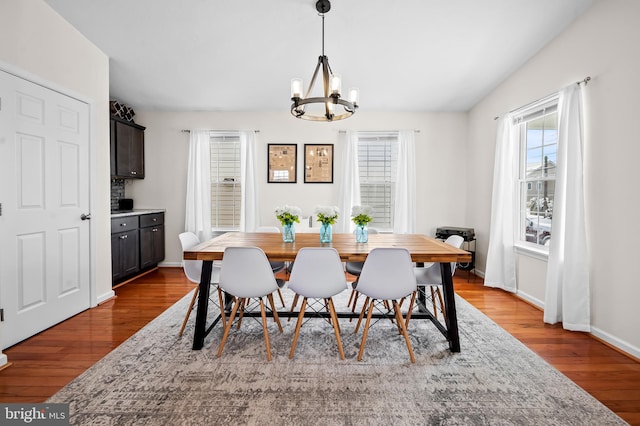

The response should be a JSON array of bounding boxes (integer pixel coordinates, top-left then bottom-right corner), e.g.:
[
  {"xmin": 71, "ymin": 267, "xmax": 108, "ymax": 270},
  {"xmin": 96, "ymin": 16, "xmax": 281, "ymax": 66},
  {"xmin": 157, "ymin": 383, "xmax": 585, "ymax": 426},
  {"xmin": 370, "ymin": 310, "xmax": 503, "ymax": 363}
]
[{"xmin": 44, "ymin": 0, "xmax": 595, "ymax": 112}]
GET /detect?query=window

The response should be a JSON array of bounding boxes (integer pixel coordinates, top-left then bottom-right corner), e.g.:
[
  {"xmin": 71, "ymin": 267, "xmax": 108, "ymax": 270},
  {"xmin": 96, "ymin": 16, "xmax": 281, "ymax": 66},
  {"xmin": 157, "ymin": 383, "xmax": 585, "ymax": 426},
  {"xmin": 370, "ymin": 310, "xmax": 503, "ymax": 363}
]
[
  {"xmin": 516, "ymin": 98, "xmax": 558, "ymax": 247},
  {"xmin": 356, "ymin": 132, "xmax": 399, "ymax": 230},
  {"xmin": 210, "ymin": 135, "xmax": 241, "ymax": 230}
]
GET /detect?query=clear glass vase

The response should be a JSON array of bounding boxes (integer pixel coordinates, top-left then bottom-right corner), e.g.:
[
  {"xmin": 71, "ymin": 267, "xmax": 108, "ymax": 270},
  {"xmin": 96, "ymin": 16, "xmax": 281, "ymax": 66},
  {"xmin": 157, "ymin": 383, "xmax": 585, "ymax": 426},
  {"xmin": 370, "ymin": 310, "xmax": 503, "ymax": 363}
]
[
  {"xmin": 355, "ymin": 224, "xmax": 368, "ymax": 243},
  {"xmin": 319, "ymin": 223, "xmax": 332, "ymax": 243},
  {"xmin": 282, "ymin": 223, "xmax": 295, "ymax": 243}
]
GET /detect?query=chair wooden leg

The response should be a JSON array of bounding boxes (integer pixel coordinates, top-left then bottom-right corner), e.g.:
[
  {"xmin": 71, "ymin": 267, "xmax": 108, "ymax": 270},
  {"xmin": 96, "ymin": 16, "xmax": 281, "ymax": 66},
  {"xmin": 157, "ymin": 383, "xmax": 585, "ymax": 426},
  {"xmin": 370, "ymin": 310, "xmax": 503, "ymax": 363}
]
[
  {"xmin": 354, "ymin": 296, "xmax": 370, "ymax": 333},
  {"xmin": 328, "ymin": 298, "xmax": 345, "ymax": 360},
  {"xmin": 217, "ymin": 297, "xmax": 242, "ymax": 357},
  {"xmin": 259, "ymin": 298, "xmax": 272, "ymax": 361},
  {"xmin": 267, "ymin": 293, "xmax": 283, "ymax": 333},
  {"xmin": 349, "ymin": 290, "xmax": 360, "ymax": 322},
  {"xmin": 178, "ymin": 286, "xmax": 199, "ymax": 337},
  {"xmin": 237, "ymin": 298, "xmax": 246, "ymax": 329},
  {"xmin": 435, "ymin": 287, "xmax": 446, "ymax": 318},
  {"xmin": 430, "ymin": 286, "xmax": 439, "ymax": 320},
  {"xmin": 277, "ymin": 288, "xmax": 286, "ymax": 308},
  {"xmin": 404, "ymin": 291, "xmax": 417, "ymax": 330},
  {"xmin": 217, "ymin": 287, "xmax": 227, "ymax": 328},
  {"xmin": 347, "ymin": 289, "xmax": 356, "ymax": 308},
  {"xmin": 357, "ymin": 299, "xmax": 375, "ymax": 361},
  {"xmin": 325, "ymin": 298, "xmax": 340, "ymax": 334},
  {"xmin": 393, "ymin": 300, "xmax": 415, "ymax": 363},
  {"xmin": 289, "ymin": 298, "xmax": 307, "ymax": 359},
  {"xmin": 288, "ymin": 294, "xmax": 299, "ymax": 322}
]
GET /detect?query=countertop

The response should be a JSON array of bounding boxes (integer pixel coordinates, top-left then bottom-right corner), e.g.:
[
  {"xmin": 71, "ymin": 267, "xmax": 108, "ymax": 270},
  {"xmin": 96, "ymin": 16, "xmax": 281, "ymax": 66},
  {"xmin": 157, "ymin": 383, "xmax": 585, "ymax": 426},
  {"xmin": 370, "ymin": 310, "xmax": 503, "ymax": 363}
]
[{"xmin": 110, "ymin": 209, "xmax": 165, "ymax": 218}]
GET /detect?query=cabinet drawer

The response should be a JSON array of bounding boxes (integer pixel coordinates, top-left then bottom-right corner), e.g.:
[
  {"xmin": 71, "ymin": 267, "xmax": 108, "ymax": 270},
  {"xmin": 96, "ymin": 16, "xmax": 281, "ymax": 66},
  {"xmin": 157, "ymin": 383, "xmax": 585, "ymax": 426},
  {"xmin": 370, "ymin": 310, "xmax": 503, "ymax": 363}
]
[
  {"xmin": 111, "ymin": 216, "xmax": 139, "ymax": 233},
  {"xmin": 140, "ymin": 212, "xmax": 164, "ymax": 228}
]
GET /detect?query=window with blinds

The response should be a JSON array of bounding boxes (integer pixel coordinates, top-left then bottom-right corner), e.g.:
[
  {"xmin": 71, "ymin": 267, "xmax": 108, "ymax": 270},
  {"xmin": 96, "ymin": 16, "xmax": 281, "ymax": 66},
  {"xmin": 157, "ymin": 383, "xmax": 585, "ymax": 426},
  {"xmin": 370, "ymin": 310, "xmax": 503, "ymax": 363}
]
[
  {"xmin": 356, "ymin": 132, "xmax": 399, "ymax": 230},
  {"xmin": 210, "ymin": 135, "xmax": 241, "ymax": 230}
]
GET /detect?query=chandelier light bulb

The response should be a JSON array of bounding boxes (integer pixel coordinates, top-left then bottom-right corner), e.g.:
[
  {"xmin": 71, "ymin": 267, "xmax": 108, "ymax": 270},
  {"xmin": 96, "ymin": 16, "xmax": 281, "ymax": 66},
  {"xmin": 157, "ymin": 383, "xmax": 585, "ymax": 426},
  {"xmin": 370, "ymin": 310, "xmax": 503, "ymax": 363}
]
[
  {"xmin": 330, "ymin": 74, "xmax": 342, "ymax": 96},
  {"xmin": 291, "ymin": 78, "xmax": 303, "ymax": 99},
  {"xmin": 349, "ymin": 88, "xmax": 359, "ymax": 104}
]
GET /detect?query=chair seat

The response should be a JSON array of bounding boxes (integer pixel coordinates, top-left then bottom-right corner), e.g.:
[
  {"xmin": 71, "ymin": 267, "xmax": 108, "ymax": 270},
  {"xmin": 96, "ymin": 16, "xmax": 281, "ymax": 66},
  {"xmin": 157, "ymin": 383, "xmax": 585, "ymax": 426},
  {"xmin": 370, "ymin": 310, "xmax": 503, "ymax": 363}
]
[
  {"xmin": 270, "ymin": 261, "xmax": 286, "ymax": 274},
  {"xmin": 345, "ymin": 261, "xmax": 363, "ymax": 276}
]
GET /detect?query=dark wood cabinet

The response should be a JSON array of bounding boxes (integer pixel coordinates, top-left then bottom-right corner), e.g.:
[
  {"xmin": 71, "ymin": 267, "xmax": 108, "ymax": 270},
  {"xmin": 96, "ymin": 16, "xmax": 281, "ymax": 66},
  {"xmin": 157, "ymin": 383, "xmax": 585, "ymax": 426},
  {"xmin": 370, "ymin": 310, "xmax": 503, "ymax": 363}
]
[
  {"xmin": 111, "ymin": 212, "xmax": 165, "ymax": 285},
  {"xmin": 111, "ymin": 116, "xmax": 145, "ymax": 179},
  {"xmin": 139, "ymin": 213, "xmax": 165, "ymax": 269},
  {"xmin": 111, "ymin": 216, "xmax": 140, "ymax": 282}
]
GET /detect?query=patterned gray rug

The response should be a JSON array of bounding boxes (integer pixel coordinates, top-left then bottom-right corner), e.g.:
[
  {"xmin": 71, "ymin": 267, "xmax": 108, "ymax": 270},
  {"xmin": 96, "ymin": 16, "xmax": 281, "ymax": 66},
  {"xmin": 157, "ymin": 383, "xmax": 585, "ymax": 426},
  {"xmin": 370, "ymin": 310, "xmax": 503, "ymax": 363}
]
[{"xmin": 48, "ymin": 289, "xmax": 626, "ymax": 425}]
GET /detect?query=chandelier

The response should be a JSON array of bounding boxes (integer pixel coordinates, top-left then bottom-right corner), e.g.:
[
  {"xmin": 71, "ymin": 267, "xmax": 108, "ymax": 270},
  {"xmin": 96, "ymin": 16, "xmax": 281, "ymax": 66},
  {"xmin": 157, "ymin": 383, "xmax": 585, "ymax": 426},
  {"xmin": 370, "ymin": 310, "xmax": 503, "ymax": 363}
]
[{"xmin": 290, "ymin": 0, "xmax": 358, "ymax": 122}]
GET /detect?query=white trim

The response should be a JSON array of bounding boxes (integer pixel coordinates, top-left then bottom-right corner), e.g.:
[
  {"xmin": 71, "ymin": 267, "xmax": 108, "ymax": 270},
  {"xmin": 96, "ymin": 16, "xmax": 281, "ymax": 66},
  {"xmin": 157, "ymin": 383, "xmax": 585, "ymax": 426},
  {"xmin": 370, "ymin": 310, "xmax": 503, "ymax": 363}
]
[
  {"xmin": 96, "ymin": 290, "xmax": 116, "ymax": 305},
  {"xmin": 515, "ymin": 289, "xmax": 545, "ymax": 309},
  {"xmin": 591, "ymin": 326, "xmax": 640, "ymax": 360},
  {"xmin": 514, "ymin": 243, "xmax": 549, "ymax": 261},
  {"xmin": 0, "ymin": 353, "xmax": 7, "ymax": 369}
]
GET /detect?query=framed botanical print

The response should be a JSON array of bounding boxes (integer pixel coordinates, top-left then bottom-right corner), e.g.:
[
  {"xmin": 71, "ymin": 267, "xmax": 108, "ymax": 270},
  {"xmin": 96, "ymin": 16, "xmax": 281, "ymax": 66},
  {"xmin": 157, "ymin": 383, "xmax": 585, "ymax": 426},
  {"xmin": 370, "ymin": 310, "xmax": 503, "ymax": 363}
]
[
  {"xmin": 268, "ymin": 144, "xmax": 297, "ymax": 183},
  {"xmin": 304, "ymin": 144, "xmax": 334, "ymax": 183}
]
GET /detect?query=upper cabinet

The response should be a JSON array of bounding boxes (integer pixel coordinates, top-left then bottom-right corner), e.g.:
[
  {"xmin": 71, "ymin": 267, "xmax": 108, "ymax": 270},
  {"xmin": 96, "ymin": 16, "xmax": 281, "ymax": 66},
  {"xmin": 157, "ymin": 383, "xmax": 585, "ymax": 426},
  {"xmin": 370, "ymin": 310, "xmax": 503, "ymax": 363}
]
[{"xmin": 110, "ymin": 116, "xmax": 145, "ymax": 179}]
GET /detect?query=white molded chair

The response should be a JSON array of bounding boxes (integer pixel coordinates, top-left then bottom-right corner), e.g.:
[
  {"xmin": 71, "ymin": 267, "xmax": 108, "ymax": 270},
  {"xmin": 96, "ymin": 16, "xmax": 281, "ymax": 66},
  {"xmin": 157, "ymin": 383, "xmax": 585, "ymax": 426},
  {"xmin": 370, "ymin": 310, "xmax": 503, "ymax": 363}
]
[
  {"xmin": 216, "ymin": 246, "xmax": 284, "ymax": 361},
  {"xmin": 413, "ymin": 235, "xmax": 464, "ymax": 321},
  {"xmin": 178, "ymin": 232, "xmax": 223, "ymax": 337},
  {"xmin": 354, "ymin": 248, "xmax": 417, "ymax": 363},
  {"xmin": 287, "ymin": 248, "xmax": 350, "ymax": 360},
  {"xmin": 256, "ymin": 226, "xmax": 288, "ymax": 307}
]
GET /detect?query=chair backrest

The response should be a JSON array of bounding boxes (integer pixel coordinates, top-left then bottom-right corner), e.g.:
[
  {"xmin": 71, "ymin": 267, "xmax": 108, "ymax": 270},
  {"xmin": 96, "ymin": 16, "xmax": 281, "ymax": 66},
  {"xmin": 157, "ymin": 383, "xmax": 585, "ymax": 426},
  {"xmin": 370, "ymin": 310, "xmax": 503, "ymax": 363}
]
[
  {"xmin": 288, "ymin": 247, "xmax": 348, "ymax": 298},
  {"xmin": 218, "ymin": 246, "xmax": 279, "ymax": 298},
  {"xmin": 179, "ymin": 232, "xmax": 204, "ymax": 284},
  {"xmin": 179, "ymin": 231, "xmax": 220, "ymax": 284},
  {"xmin": 415, "ymin": 235, "xmax": 465, "ymax": 285},
  {"xmin": 357, "ymin": 248, "xmax": 416, "ymax": 300}
]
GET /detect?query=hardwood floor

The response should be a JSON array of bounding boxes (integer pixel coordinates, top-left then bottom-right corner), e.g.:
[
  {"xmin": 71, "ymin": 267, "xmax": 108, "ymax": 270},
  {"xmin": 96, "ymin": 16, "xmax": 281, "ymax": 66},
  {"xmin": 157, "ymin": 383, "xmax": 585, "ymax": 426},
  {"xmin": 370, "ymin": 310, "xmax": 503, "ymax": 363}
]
[{"xmin": 1, "ymin": 267, "xmax": 638, "ymax": 424}]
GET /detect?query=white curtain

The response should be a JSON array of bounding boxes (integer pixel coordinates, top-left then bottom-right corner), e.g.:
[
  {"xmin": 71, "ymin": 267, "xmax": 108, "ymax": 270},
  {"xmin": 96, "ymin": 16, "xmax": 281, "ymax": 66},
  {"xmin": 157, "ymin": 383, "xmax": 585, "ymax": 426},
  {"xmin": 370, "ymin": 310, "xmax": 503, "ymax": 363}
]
[
  {"xmin": 544, "ymin": 84, "xmax": 590, "ymax": 331},
  {"xmin": 484, "ymin": 116, "xmax": 518, "ymax": 293},
  {"xmin": 184, "ymin": 130, "xmax": 212, "ymax": 242},
  {"xmin": 240, "ymin": 131, "xmax": 258, "ymax": 232},
  {"xmin": 393, "ymin": 130, "xmax": 416, "ymax": 234},
  {"xmin": 337, "ymin": 131, "xmax": 361, "ymax": 233}
]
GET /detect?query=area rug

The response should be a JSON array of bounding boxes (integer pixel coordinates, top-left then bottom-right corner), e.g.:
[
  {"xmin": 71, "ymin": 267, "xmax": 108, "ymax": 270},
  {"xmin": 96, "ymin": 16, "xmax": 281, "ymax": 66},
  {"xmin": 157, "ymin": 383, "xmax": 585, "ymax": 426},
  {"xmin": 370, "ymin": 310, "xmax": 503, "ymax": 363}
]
[{"xmin": 48, "ymin": 289, "xmax": 626, "ymax": 425}]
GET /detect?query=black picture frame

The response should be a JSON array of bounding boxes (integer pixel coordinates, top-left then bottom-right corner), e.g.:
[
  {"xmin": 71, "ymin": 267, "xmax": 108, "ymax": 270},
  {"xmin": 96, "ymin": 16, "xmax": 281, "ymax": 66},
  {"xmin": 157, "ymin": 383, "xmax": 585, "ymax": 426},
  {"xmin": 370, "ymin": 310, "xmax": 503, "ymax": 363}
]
[
  {"xmin": 304, "ymin": 144, "xmax": 334, "ymax": 183},
  {"xmin": 268, "ymin": 144, "xmax": 297, "ymax": 183}
]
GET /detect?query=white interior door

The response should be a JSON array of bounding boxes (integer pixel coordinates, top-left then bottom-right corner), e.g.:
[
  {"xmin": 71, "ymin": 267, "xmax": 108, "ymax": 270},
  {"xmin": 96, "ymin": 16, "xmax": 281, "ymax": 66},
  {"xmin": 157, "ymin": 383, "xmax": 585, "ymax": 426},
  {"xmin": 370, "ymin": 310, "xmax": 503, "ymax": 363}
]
[{"xmin": 0, "ymin": 69, "xmax": 91, "ymax": 349}]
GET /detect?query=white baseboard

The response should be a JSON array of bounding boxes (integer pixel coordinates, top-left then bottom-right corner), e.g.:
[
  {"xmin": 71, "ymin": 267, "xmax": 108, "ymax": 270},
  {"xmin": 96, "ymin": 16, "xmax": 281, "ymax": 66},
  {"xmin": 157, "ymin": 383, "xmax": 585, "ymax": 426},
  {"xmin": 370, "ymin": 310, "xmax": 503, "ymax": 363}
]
[
  {"xmin": 96, "ymin": 290, "xmax": 115, "ymax": 305},
  {"xmin": 0, "ymin": 353, "xmax": 7, "ymax": 368},
  {"xmin": 515, "ymin": 290, "xmax": 545, "ymax": 309},
  {"xmin": 158, "ymin": 261, "xmax": 182, "ymax": 268},
  {"xmin": 590, "ymin": 325, "xmax": 640, "ymax": 360}
]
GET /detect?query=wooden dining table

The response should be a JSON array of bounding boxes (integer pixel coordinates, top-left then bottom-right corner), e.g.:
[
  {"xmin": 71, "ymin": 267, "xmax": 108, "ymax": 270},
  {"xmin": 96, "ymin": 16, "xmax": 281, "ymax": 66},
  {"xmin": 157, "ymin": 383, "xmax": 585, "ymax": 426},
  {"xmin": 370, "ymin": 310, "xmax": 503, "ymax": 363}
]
[{"xmin": 183, "ymin": 232, "xmax": 472, "ymax": 352}]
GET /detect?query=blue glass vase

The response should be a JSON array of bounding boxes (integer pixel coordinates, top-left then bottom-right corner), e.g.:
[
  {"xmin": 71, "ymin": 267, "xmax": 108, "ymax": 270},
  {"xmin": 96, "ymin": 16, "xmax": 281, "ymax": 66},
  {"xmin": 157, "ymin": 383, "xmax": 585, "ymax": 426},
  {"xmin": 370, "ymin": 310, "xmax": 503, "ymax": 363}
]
[
  {"xmin": 355, "ymin": 224, "xmax": 368, "ymax": 243},
  {"xmin": 282, "ymin": 223, "xmax": 295, "ymax": 243},
  {"xmin": 319, "ymin": 223, "xmax": 332, "ymax": 243}
]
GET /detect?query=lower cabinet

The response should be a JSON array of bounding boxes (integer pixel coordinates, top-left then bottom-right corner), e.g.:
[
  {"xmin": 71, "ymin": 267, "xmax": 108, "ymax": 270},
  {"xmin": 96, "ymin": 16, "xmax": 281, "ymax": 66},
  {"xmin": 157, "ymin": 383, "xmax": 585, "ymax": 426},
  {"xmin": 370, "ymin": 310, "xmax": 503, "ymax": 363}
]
[
  {"xmin": 140, "ymin": 213, "xmax": 165, "ymax": 270},
  {"xmin": 111, "ymin": 212, "xmax": 165, "ymax": 285}
]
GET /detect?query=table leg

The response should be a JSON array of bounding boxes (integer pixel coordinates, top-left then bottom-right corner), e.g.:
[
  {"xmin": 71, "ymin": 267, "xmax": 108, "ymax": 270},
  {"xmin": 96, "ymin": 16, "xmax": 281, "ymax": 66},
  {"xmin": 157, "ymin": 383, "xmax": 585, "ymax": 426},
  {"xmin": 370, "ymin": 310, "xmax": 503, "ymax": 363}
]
[
  {"xmin": 440, "ymin": 262, "xmax": 460, "ymax": 352},
  {"xmin": 192, "ymin": 260, "xmax": 213, "ymax": 350}
]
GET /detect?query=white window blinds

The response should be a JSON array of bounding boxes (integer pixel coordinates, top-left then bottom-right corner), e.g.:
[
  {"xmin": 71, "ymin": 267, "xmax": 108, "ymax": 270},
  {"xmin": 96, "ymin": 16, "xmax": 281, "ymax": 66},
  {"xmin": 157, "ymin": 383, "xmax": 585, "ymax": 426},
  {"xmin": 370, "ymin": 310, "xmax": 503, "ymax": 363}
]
[{"xmin": 210, "ymin": 135, "xmax": 241, "ymax": 230}]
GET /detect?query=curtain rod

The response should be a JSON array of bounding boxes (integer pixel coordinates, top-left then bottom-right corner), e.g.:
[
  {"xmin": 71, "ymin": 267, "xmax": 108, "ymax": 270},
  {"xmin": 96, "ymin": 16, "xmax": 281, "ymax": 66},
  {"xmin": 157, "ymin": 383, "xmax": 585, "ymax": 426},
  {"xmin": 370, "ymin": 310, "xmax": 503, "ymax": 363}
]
[
  {"xmin": 493, "ymin": 75, "xmax": 591, "ymax": 120},
  {"xmin": 337, "ymin": 129, "xmax": 421, "ymax": 133},
  {"xmin": 181, "ymin": 129, "xmax": 260, "ymax": 133}
]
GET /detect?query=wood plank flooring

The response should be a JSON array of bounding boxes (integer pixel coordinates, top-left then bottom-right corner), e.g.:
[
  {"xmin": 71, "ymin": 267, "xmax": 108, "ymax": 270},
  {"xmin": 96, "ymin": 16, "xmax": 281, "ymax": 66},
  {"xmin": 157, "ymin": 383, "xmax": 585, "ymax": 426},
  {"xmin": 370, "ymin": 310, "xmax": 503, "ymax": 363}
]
[{"xmin": 1, "ymin": 267, "xmax": 638, "ymax": 425}]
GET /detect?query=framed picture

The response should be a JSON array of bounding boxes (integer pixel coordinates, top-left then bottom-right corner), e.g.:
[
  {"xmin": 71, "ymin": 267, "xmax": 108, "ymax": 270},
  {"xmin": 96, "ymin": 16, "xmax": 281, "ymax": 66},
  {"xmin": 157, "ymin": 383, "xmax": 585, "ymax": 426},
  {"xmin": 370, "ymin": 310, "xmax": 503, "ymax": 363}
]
[
  {"xmin": 304, "ymin": 144, "xmax": 334, "ymax": 183},
  {"xmin": 268, "ymin": 144, "xmax": 297, "ymax": 183}
]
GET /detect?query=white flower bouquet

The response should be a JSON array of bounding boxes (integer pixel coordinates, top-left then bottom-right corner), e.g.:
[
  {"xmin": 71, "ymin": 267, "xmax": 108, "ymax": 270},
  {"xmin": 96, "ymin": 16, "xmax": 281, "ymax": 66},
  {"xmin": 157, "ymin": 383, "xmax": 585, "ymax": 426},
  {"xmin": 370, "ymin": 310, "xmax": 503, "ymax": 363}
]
[
  {"xmin": 314, "ymin": 205, "xmax": 340, "ymax": 225},
  {"xmin": 275, "ymin": 205, "xmax": 302, "ymax": 225},
  {"xmin": 351, "ymin": 205, "xmax": 374, "ymax": 226}
]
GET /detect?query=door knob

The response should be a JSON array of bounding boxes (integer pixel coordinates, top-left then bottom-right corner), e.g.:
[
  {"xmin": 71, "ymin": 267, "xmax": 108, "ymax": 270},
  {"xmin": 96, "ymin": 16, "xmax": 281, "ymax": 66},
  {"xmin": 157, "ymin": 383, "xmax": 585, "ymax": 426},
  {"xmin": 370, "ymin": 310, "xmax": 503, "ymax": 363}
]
[{"xmin": 81, "ymin": 213, "xmax": 92, "ymax": 221}]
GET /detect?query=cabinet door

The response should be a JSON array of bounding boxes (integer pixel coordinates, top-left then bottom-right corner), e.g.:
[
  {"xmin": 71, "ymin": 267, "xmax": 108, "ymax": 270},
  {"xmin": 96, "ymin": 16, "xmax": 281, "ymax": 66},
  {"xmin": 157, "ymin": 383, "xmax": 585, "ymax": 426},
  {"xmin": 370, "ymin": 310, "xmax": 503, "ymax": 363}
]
[
  {"xmin": 114, "ymin": 121, "xmax": 145, "ymax": 178},
  {"xmin": 140, "ymin": 225, "xmax": 165, "ymax": 269},
  {"xmin": 112, "ymin": 229, "xmax": 139, "ymax": 281},
  {"xmin": 110, "ymin": 119, "xmax": 116, "ymax": 176}
]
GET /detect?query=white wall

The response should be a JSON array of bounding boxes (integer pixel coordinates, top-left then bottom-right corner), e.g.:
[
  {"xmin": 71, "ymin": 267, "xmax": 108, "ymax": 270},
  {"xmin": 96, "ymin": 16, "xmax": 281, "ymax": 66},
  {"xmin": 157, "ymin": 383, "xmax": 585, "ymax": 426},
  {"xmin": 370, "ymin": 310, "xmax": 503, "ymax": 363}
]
[
  {"xmin": 0, "ymin": 1, "xmax": 112, "ymax": 302},
  {"xmin": 126, "ymin": 110, "xmax": 469, "ymax": 265},
  {"xmin": 467, "ymin": 0, "xmax": 640, "ymax": 356}
]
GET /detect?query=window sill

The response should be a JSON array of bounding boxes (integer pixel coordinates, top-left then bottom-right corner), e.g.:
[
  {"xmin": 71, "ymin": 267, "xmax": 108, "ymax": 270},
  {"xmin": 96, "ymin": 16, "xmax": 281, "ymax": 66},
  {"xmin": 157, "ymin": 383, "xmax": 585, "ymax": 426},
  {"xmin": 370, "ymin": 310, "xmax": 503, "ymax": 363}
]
[{"xmin": 514, "ymin": 243, "xmax": 549, "ymax": 261}]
